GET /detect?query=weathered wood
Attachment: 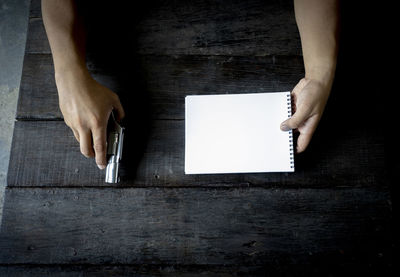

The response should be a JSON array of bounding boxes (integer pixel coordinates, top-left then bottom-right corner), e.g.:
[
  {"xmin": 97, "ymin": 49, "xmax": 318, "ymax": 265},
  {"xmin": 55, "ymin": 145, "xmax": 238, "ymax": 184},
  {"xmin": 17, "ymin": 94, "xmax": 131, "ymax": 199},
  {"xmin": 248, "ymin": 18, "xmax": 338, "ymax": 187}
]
[
  {"xmin": 25, "ymin": 18, "xmax": 49, "ymax": 54},
  {"xmin": 0, "ymin": 261, "xmax": 393, "ymax": 277},
  {"xmin": 16, "ymin": 53, "xmax": 304, "ymax": 120},
  {"xmin": 0, "ymin": 265, "xmax": 252, "ymax": 277},
  {"xmin": 7, "ymin": 120, "xmax": 385, "ymax": 187},
  {"xmin": 29, "ymin": 0, "xmax": 41, "ymax": 18},
  {"xmin": 0, "ymin": 265, "xmax": 243, "ymax": 277},
  {"xmin": 0, "ymin": 265, "xmax": 259, "ymax": 277},
  {"xmin": 26, "ymin": 0, "xmax": 301, "ymax": 56},
  {"xmin": 0, "ymin": 187, "xmax": 392, "ymax": 266},
  {"xmin": 1, "ymin": 0, "xmax": 392, "ymax": 274}
]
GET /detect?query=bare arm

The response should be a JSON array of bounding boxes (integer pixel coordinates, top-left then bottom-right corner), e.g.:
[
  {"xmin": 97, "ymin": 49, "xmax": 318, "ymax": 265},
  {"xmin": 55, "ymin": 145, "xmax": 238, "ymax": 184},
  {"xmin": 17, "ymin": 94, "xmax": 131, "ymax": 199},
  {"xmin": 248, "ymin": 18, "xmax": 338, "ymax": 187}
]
[
  {"xmin": 41, "ymin": 0, "xmax": 86, "ymax": 76},
  {"xmin": 281, "ymin": 0, "xmax": 339, "ymax": 153},
  {"xmin": 42, "ymin": 0, "xmax": 125, "ymax": 169},
  {"xmin": 295, "ymin": 0, "xmax": 339, "ymax": 86}
]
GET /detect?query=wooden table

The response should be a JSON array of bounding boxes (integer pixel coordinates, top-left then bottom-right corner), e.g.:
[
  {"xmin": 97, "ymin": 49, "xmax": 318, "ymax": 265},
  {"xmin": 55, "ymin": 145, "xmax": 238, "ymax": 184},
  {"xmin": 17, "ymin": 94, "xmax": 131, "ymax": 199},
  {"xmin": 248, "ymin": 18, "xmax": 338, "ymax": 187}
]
[{"xmin": 0, "ymin": 0, "xmax": 393, "ymax": 275}]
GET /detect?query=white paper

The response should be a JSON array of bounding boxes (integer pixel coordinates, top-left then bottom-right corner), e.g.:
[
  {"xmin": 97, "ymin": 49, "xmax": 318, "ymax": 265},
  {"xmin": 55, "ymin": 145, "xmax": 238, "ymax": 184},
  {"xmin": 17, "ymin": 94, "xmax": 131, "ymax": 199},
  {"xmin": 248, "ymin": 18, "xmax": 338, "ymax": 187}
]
[{"xmin": 185, "ymin": 92, "xmax": 294, "ymax": 174}]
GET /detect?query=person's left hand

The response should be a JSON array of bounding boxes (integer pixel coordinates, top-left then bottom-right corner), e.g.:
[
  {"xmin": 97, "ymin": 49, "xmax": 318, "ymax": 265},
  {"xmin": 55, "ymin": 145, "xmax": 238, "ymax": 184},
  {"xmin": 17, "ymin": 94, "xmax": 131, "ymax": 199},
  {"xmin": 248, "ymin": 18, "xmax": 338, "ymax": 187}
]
[{"xmin": 280, "ymin": 78, "xmax": 331, "ymax": 153}]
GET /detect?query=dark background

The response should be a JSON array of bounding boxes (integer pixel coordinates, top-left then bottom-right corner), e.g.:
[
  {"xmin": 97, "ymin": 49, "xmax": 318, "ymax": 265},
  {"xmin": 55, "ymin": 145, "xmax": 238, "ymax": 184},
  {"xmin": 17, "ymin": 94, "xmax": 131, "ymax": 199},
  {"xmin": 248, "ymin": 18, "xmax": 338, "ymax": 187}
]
[{"xmin": 0, "ymin": 0, "xmax": 394, "ymax": 276}]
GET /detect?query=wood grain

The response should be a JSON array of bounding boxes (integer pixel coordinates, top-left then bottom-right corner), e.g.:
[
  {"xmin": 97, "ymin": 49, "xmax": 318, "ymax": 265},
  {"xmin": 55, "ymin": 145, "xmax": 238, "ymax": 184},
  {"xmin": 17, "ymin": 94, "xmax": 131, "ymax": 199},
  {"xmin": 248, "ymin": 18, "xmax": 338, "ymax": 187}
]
[
  {"xmin": 0, "ymin": 262, "xmax": 393, "ymax": 277},
  {"xmin": 0, "ymin": 187, "xmax": 392, "ymax": 265},
  {"xmin": 2, "ymin": 0, "xmax": 391, "ymax": 273},
  {"xmin": 0, "ymin": 265, "xmax": 266, "ymax": 277},
  {"xmin": 7, "ymin": 120, "xmax": 385, "ymax": 187},
  {"xmin": 29, "ymin": 0, "xmax": 41, "ymax": 18},
  {"xmin": 26, "ymin": 0, "xmax": 301, "ymax": 56},
  {"xmin": 16, "ymin": 53, "xmax": 304, "ymax": 120}
]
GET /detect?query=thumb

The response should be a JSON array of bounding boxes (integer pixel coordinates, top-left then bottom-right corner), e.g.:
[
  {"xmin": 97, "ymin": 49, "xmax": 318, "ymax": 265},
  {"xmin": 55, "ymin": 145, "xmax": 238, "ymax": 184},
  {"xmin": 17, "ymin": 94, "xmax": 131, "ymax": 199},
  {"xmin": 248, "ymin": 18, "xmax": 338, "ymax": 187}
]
[{"xmin": 280, "ymin": 108, "xmax": 309, "ymax": 131}]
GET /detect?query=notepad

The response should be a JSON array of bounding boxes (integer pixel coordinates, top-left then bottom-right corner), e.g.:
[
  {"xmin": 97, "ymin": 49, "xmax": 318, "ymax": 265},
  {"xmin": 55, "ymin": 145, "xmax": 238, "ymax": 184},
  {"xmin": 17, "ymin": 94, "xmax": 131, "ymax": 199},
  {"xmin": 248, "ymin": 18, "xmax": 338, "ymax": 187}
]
[{"xmin": 185, "ymin": 92, "xmax": 294, "ymax": 174}]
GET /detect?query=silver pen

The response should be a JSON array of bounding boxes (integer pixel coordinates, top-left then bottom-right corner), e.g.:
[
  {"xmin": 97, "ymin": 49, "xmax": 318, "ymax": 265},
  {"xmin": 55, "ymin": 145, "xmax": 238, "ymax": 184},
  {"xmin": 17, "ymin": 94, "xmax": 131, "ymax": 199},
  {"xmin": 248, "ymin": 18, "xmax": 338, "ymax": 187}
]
[{"xmin": 105, "ymin": 111, "xmax": 125, "ymax": 183}]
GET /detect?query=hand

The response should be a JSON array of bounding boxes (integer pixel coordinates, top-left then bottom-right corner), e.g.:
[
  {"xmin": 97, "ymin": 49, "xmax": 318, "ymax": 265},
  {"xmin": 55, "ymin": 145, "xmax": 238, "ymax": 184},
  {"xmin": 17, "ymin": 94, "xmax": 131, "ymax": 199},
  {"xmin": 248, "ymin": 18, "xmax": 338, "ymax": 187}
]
[
  {"xmin": 56, "ymin": 68, "xmax": 125, "ymax": 169},
  {"xmin": 280, "ymin": 78, "xmax": 331, "ymax": 153}
]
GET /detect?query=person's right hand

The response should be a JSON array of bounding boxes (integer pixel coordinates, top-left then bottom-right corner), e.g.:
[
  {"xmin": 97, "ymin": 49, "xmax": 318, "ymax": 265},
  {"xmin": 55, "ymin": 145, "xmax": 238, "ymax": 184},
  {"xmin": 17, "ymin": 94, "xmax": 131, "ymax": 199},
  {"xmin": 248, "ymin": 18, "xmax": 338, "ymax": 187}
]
[
  {"xmin": 280, "ymin": 77, "xmax": 331, "ymax": 153},
  {"xmin": 55, "ymin": 68, "xmax": 125, "ymax": 169}
]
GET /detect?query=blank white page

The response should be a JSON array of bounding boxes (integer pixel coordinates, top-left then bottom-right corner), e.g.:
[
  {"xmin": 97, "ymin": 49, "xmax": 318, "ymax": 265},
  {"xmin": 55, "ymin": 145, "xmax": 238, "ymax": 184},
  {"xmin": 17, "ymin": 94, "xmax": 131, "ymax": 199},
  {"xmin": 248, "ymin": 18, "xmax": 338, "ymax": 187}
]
[{"xmin": 185, "ymin": 92, "xmax": 294, "ymax": 174}]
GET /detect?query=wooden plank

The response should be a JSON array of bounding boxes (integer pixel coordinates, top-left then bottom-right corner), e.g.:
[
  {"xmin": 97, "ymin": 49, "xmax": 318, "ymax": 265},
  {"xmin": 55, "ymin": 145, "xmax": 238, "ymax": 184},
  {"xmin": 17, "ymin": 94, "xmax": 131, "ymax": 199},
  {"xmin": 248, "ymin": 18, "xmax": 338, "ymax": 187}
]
[
  {"xmin": 29, "ymin": 0, "xmax": 41, "ymax": 18},
  {"xmin": 0, "ymin": 265, "xmax": 260, "ymax": 277},
  {"xmin": 26, "ymin": 0, "xmax": 301, "ymax": 56},
  {"xmin": 0, "ymin": 187, "xmax": 392, "ymax": 266},
  {"xmin": 16, "ymin": 53, "xmax": 304, "ymax": 120},
  {"xmin": 7, "ymin": 120, "xmax": 385, "ymax": 187},
  {"xmin": 0, "ymin": 265, "xmax": 253, "ymax": 277},
  {"xmin": 0, "ymin": 265, "xmax": 297, "ymax": 277},
  {"xmin": 25, "ymin": 18, "xmax": 50, "ymax": 54},
  {"xmin": 0, "ymin": 261, "xmax": 393, "ymax": 277},
  {"xmin": 16, "ymin": 54, "xmax": 58, "ymax": 119}
]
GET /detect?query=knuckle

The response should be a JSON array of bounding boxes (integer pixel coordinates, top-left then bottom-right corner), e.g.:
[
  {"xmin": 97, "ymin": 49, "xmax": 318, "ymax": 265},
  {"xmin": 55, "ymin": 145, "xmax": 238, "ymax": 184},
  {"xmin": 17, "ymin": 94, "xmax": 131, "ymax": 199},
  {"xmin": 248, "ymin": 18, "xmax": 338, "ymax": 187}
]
[
  {"xmin": 93, "ymin": 142, "xmax": 105, "ymax": 153},
  {"xmin": 90, "ymin": 116, "xmax": 103, "ymax": 129},
  {"xmin": 290, "ymin": 117, "xmax": 301, "ymax": 126},
  {"xmin": 75, "ymin": 117, "xmax": 86, "ymax": 129},
  {"xmin": 286, "ymin": 118, "xmax": 296, "ymax": 127}
]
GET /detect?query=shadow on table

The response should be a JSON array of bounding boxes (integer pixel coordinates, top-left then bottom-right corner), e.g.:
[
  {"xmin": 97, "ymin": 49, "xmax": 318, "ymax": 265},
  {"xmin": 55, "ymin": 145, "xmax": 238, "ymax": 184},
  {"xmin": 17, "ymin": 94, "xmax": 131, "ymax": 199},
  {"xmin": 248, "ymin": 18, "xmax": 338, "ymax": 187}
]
[{"xmin": 80, "ymin": 1, "xmax": 162, "ymax": 181}]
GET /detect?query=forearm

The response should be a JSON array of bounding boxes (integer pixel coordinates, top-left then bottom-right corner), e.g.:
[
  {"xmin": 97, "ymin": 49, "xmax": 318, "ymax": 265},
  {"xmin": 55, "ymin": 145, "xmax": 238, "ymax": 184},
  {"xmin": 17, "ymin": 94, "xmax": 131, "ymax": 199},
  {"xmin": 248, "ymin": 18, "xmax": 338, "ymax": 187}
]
[
  {"xmin": 294, "ymin": 0, "xmax": 339, "ymax": 87},
  {"xmin": 42, "ymin": 0, "xmax": 88, "ymax": 79}
]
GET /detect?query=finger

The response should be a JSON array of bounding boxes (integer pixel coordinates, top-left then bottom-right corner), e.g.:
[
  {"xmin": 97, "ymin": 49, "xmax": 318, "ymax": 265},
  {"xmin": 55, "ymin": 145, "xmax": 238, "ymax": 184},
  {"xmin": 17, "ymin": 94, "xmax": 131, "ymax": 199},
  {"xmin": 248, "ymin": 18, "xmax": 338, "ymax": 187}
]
[
  {"xmin": 71, "ymin": 128, "xmax": 80, "ymax": 142},
  {"xmin": 296, "ymin": 116, "xmax": 319, "ymax": 153},
  {"xmin": 92, "ymin": 126, "xmax": 107, "ymax": 170},
  {"xmin": 280, "ymin": 107, "xmax": 310, "ymax": 131},
  {"xmin": 296, "ymin": 132, "xmax": 313, "ymax": 153},
  {"xmin": 79, "ymin": 129, "xmax": 95, "ymax": 158},
  {"xmin": 112, "ymin": 95, "xmax": 125, "ymax": 122}
]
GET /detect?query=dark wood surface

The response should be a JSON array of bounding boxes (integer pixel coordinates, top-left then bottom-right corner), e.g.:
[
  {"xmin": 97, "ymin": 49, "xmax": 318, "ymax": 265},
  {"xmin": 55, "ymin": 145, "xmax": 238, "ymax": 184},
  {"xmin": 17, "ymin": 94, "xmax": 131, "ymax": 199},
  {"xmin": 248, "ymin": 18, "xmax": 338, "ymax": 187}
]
[
  {"xmin": 1, "ymin": 0, "xmax": 393, "ymax": 275},
  {"xmin": 0, "ymin": 188, "xmax": 392, "ymax": 265},
  {"xmin": 16, "ymin": 53, "xmax": 304, "ymax": 120},
  {"xmin": 25, "ymin": 0, "xmax": 301, "ymax": 56},
  {"xmin": 7, "ymin": 120, "xmax": 385, "ymax": 188}
]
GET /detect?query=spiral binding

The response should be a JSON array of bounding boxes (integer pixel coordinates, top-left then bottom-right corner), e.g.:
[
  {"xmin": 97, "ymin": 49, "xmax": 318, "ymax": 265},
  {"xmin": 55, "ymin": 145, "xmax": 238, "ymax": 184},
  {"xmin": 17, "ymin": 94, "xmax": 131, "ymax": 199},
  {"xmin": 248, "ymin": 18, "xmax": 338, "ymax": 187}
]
[{"xmin": 287, "ymin": 92, "xmax": 294, "ymax": 169}]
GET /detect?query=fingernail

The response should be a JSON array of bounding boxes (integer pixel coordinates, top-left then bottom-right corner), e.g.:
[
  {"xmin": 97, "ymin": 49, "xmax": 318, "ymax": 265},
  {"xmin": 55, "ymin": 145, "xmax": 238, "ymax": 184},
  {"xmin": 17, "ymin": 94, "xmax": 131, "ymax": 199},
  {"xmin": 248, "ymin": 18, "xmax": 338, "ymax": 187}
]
[
  {"xmin": 98, "ymin": 164, "xmax": 106, "ymax": 170},
  {"xmin": 281, "ymin": 124, "xmax": 290, "ymax": 131}
]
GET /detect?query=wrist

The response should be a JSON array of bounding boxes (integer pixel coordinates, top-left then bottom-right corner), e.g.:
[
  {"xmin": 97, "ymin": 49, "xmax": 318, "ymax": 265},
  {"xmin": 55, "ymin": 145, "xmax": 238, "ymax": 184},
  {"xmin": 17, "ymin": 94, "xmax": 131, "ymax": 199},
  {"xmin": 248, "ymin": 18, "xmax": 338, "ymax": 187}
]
[
  {"xmin": 55, "ymin": 62, "xmax": 92, "ymax": 90},
  {"xmin": 305, "ymin": 63, "xmax": 336, "ymax": 89}
]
